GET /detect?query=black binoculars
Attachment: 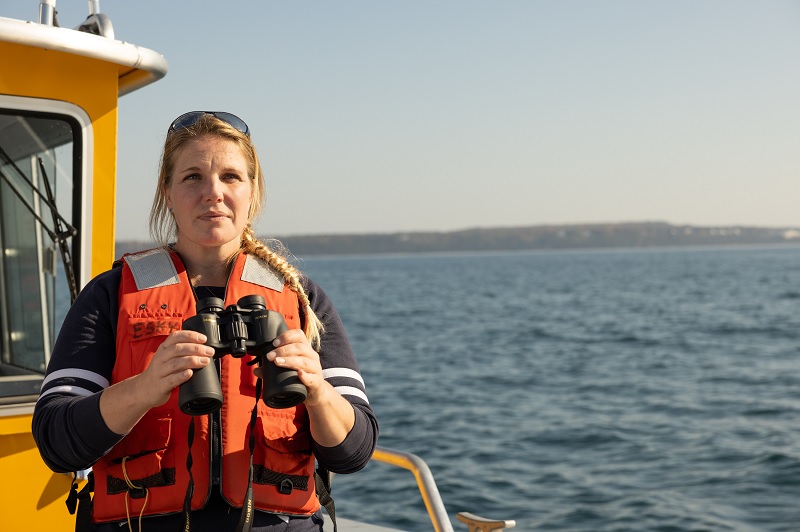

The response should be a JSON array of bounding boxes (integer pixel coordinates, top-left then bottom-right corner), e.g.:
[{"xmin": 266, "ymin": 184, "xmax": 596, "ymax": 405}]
[{"xmin": 178, "ymin": 295, "xmax": 308, "ymax": 415}]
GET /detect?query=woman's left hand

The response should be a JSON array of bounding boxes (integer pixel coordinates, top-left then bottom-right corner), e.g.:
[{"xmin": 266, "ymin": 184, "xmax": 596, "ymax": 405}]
[
  {"xmin": 259, "ymin": 329, "xmax": 330, "ymax": 406},
  {"xmin": 257, "ymin": 328, "xmax": 356, "ymax": 447}
]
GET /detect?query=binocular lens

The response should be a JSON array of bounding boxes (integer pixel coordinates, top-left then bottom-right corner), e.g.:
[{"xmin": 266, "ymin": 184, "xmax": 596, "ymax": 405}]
[
  {"xmin": 264, "ymin": 383, "xmax": 308, "ymax": 409},
  {"xmin": 181, "ymin": 396, "xmax": 223, "ymax": 416},
  {"xmin": 179, "ymin": 363, "xmax": 223, "ymax": 415}
]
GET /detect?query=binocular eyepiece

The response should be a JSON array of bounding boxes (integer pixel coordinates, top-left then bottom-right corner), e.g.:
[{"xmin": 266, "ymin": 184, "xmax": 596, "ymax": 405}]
[{"xmin": 178, "ymin": 295, "xmax": 308, "ymax": 415}]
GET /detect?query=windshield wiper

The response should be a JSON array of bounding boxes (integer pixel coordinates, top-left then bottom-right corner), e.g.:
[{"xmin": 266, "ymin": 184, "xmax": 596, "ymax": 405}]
[
  {"xmin": 0, "ymin": 146, "xmax": 79, "ymax": 303},
  {"xmin": 39, "ymin": 157, "xmax": 79, "ymax": 302}
]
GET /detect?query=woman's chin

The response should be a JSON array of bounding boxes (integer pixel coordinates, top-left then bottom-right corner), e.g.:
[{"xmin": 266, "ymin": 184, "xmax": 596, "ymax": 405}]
[{"xmin": 178, "ymin": 231, "xmax": 242, "ymax": 252}]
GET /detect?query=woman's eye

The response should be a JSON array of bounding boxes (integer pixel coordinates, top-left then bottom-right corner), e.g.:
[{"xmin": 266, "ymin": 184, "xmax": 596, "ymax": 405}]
[
  {"xmin": 182, "ymin": 173, "xmax": 201, "ymax": 181},
  {"xmin": 223, "ymin": 173, "xmax": 244, "ymax": 181}
]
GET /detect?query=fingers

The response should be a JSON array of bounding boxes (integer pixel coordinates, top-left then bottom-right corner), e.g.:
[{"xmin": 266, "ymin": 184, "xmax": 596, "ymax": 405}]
[
  {"xmin": 159, "ymin": 331, "xmax": 214, "ymax": 362},
  {"xmin": 143, "ymin": 332, "xmax": 215, "ymax": 401},
  {"xmin": 252, "ymin": 329, "xmax": 333, "ymax": 406},
  {"xmin": 270, "ymin": 329, "xmax": 308, "ymax": 349},
  {"xmin": 266, "ymin": 331, "xmax": 319, "ymax": 370},
  {"xmin": 264, "ymin": 330, "xmax": 323, "ymax": 386},
  {"xmin": 160, "ymin": 330, "xmax": 211, "ymax": 352}
]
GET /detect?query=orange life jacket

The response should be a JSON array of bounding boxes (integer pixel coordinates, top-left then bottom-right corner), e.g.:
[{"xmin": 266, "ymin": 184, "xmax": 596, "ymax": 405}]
[{"xmin": 90, "ymin": 248, "xmax": 319, "ymax": 523}]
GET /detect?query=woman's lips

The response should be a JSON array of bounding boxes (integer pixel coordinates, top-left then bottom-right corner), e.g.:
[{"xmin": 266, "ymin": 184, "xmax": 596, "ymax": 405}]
[{"xmin": 200, "ymin": 211, "xmax": 228, "ymax": 221}]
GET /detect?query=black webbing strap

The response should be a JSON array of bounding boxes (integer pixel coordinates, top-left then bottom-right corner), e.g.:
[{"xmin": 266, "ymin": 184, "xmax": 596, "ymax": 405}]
[
  {"xmin": 66, "ymin": 470, "xmax": 94, "ymax": 532},
  {"xmin": 180, "ymin": 417, "xmax": 196, "ymax": 532},
  {"xmin": 315, "ymin": 467, "xmax": 337, "ymax": 532},
  {"xmin": 235, "ymin": 377, "xmax": 262, "ymax": 532}
]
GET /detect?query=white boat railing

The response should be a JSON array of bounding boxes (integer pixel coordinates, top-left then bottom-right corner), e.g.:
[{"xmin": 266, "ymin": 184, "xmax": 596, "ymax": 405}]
[{"xmin": 369, "ymin": 446, "xmax": 516, "ymax": 532}]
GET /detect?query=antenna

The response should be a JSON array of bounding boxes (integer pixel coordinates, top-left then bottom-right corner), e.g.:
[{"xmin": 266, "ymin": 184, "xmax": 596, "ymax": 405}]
[{"xmin": 38, "ymin": 0, "xmax": 57, "ymax": 26}]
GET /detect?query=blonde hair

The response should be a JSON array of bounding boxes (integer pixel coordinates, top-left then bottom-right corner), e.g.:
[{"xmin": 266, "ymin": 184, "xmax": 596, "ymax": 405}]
[{"xmin": 148, "ymin": 113, "xmax": 324, "ymax": 349}]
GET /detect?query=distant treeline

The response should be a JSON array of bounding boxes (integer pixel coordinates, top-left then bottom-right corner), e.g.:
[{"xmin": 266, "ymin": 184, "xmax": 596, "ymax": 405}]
[{"xmin": 115, "ymin": 222, "xmax": 800, "ymax": 258}]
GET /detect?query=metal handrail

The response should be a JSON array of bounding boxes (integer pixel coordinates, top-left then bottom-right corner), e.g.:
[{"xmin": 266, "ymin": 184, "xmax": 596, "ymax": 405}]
[{"xmin": 371, "ymin": 446, "xmax": 454, "ymax": 532}]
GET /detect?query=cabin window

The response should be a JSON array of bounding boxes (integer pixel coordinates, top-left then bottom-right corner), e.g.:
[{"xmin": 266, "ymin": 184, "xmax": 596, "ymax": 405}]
[{"xmin": 0, "ymin": 110, "xmax": 79, "ymax": 403}]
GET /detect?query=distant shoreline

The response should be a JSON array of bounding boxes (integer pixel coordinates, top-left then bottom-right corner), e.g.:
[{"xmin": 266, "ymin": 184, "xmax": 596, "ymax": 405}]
[{"xmin": 115, "ymin": 221, "xmax": 800, "ymax": 258}]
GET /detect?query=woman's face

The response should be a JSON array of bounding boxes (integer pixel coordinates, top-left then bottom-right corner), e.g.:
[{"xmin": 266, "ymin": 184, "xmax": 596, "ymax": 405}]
[{"xmin": 166, "ymin": 135, "xmax": 253, "ymax": 255}]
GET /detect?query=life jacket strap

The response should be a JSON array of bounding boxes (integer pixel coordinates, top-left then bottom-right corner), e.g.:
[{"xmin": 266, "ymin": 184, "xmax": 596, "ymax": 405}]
[
  {"xmin": 68, "ymin": 470, "xmax": 95, "ymax": 532},
  {"xmin": 180, "ymin": 417, "xmax": 196, "ymax": 531},
  {"xmin": 106, "ymin": 468, "xmax": 176, "ymax": 495},
  {"xmin": 252, "ymin": 465, "xmax": 309, "ymax": 490},
  {"xmin": 235, "ymin": 377, "xmax": 261, "ymax": 532},
  {"xmin": 315, "ymin": 466, "xmax": 337, "ymax": 532}
]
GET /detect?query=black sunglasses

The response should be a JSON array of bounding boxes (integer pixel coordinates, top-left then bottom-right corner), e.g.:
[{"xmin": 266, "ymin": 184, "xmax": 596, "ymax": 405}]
[{"xmin": 168, "ymin": 111, "xmax": 250, "ymax": 137}]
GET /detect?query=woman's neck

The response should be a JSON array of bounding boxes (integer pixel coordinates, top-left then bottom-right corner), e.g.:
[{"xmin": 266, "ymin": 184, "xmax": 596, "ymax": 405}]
[
  {"xmin": 189, "ymin": 267, "xmax": 231, "ymax": 287},
  {"xmin": 171, "ymin": 242, "xmax": 238, "ymax": 287}
]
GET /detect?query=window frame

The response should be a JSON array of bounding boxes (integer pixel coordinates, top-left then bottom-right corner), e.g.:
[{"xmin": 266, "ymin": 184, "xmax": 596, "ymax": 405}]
[{"xmin": 0, "ymin": 96, "xmax": 93, "ymax": 412}]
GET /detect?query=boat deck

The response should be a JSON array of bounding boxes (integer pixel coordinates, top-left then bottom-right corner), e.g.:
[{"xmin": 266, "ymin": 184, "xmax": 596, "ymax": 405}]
[{"xmin": 327, "ymin": 516, "xmax": 405, "ymax": 531}]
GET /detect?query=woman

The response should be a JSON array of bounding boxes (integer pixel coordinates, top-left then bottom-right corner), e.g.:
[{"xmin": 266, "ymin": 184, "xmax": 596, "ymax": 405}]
[{"xmin": 32, "ymin": 111, "xmax": 378, "ymax": 531}]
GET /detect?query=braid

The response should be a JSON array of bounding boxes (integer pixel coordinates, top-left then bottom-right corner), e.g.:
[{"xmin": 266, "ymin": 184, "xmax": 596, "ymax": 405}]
[{"xmin": 240, "ymin": 227, "xmax": 324, "ymax": 349}]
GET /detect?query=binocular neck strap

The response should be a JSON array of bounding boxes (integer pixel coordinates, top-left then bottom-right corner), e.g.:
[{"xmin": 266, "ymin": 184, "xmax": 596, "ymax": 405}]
[
  {"xmin": 235, "ymin": 377, "xmax": 262, "ymax": 532},
  {"xmin": 181, "ymin": 417, "xmax": 196, "ymax": 532}
]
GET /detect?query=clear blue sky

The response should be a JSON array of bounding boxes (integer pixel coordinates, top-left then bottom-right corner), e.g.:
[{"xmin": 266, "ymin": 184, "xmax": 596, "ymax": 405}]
[{"xmin": 7, "ymin": 1, "xmax": 800, "ymax": 240}]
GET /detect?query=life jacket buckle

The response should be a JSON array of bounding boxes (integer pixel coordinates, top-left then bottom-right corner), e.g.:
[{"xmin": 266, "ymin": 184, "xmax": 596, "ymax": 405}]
[
  {"xmin": 278, "ymin": 479, "xmax": 294, "ymax": 495},
  {"xmin": 129, "ymin": 486, "xmax": 148, "ymax": 499}
]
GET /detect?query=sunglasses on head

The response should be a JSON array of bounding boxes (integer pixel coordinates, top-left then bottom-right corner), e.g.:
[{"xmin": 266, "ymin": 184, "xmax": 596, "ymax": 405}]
[{"xmin": 168, "ymin": 111, "xmax": 250, "ymax": 137}]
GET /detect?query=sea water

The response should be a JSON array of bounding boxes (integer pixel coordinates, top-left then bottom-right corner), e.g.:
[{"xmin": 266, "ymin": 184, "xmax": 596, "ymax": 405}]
[{"xmin": 300, "ymin": 245, "xmax": 800, "ymax": 531}]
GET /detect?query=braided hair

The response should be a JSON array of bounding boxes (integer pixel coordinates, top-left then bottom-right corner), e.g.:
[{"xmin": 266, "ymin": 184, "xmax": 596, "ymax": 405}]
[{"xmin": 240, "ymin": 227, "xmax": 324, "ymax": 349}]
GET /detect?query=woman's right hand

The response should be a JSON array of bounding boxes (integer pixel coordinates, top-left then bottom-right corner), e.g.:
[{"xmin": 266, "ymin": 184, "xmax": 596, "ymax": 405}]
[
  {"xmin": 99, "ymin": 330, "xmax": 214, "ymax": 435},
  {"xmin": 138, "ymin": 330, "xmax": 216, "ymax": 409}
]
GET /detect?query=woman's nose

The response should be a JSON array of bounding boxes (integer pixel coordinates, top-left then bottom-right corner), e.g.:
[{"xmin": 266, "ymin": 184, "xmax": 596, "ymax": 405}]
[{"xmin": 203, "ymin": 177, "xmax": 224, "ymax": 201}]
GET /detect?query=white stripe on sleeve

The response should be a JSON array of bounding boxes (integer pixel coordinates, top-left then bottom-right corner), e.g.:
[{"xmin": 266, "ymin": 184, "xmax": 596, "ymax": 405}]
[
  {"xmin": 322, "ymin": 367, "xmax": 365, "ymax": 386},
  {"xmin": 41, "ymin": 368, "xmax": 110, "ymax": 389},
  {"xmin": 333, "ymin": 385, "xmax": 369, "ymax": 404},
  {"xmin": 37, "ymin": 385, "xmax": 97, "ymax": 401}
]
